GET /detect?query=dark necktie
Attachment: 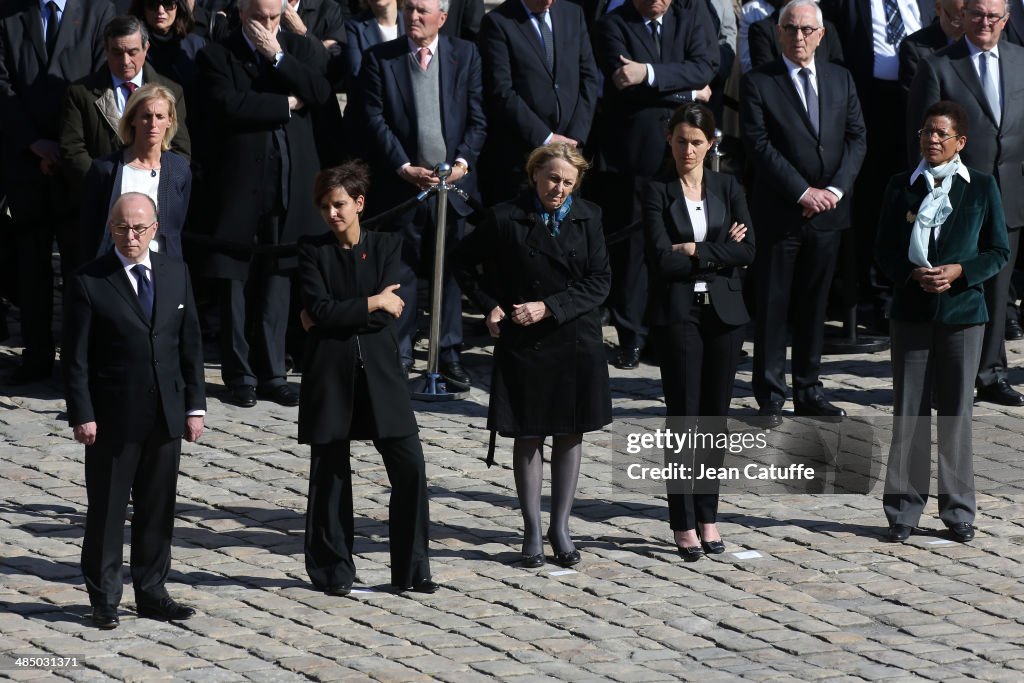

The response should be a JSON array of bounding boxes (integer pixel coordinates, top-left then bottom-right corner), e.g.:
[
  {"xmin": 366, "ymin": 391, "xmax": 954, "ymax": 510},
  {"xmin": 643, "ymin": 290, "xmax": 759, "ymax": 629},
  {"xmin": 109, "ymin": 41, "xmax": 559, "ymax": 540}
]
[
  {"xmin": 44, "ymin": 1, "xmax": 59, "ymax": 59},
  {"xmin": 799, "ymin": 67, "xmax": 819, "ymax": 135},
  {"xmin": 122, "ymin": 81, "xmax": 137, "ymax": 106},
  {"xmin": 132, "ymin": 264, "xmax": 154, "ymax": 321},
  {"xmin": 649, "ymin": 19, "xmax": 661, "ymax": 59},
  {"xmin": 533, "ymin": 12, "xmax": 554, "ymax": 72},
  {"xmin": 882, "ymin": 0, "xmax": 906, "ymax": 46}
]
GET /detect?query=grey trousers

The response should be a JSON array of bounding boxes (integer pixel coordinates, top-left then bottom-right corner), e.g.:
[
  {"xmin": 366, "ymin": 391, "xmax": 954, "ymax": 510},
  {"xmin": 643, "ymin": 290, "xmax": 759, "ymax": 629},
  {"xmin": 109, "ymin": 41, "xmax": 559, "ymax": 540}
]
[{"xmin": 883, "ymin": 320, "xmax": 982, "ymax": 527}]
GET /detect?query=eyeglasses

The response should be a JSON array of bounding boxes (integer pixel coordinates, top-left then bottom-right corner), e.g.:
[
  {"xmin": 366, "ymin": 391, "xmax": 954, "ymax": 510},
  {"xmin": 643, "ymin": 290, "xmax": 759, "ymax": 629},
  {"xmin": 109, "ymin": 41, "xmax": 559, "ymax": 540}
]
[
  {"xmin": 917, "ymin": 128, "xmax": 960, "ymax": 142},
  {"xmin": 111, "ymin": 221, "xmax": 156, "ymax": 238},
  {"xmin": 965, "ymin": 9, "xmax": 1006, "ymax": 24},
  {"xmin": 145, "ymin": 0, "xmax": 177, "ymax": 10},
  {"xmin": 780, "ymin": 24, "xmax": 822, "ymax": 36}
]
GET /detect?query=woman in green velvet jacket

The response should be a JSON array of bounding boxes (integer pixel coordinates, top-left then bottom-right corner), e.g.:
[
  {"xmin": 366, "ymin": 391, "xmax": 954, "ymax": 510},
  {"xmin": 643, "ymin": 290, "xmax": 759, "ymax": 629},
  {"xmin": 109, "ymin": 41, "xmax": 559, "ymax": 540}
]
[{"xmin": 875, "ymin": 100, "xmax": 1009, "ymax": 545}]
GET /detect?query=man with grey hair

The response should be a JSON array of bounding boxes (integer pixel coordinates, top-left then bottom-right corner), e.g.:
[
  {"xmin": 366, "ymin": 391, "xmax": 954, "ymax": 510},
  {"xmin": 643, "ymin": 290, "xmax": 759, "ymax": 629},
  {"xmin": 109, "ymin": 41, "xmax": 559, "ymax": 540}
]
[
  {"xmin": 742, "ymin": 0, "xmax": 866, "ymax": 425},
  {"xmin": 358, "ymin": 0, "xmax": 486, "ymax": 386}
]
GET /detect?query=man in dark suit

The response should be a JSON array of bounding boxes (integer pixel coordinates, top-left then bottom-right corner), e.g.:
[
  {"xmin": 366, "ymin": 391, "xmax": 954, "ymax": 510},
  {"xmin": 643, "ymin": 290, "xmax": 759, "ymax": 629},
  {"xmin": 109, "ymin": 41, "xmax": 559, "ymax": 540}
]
[
  {"xmin": 357, "ymin": 0, "xmax": 487, "ymax": 385},
  {"xmin": 63, "ymin": 192, "xmax": 205, "ymax": 629},
  {"xmin": 592, "ymin": 0, "xmax": 718, "ymax": 369},
  {"xmin": 477, "ymin": 0, "xmax": 600, "ymax": 204},
  {"xmin": 0, "ymin": 0, "xmax": 115, "ymax": 383},
  {"xmin": 741, "ymin": 0, "xmax": 867, "ymax": 423},
  {"xmin": 59, "ymin": 15, "xmax": 191, "ymax": 203},
  {"xmin": 197, "ymin": 0, "xmax": 331, "ymax": 408},
  {"xmin": 821, "ymin": 0, "xmax": 936, "ymax": 329},
  {"xmin": 440, "ymin": 0, "xmax": 483, "ymax": 40},
  {"xmin": 908, "ymin": 0, "xmax": 1024, "ymax": 406},
  {"xmin": 898, "ymin": 0, "xmax": 964, "ymax": 92}
]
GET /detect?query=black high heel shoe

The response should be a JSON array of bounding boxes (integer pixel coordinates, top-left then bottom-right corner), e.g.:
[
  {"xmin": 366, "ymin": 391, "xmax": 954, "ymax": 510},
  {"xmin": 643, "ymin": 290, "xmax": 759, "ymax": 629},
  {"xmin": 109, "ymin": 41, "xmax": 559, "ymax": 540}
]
[
  {"xmin": 521, "ymin": 553, "xmax": 545, "ymax": 568},
  {"xmin": 547, "ymin": 533, "xmax": 581, "ymax": 568},
  {"xmin": 698, "ymin": 526, "xmax": 726, "ymax": 554}
]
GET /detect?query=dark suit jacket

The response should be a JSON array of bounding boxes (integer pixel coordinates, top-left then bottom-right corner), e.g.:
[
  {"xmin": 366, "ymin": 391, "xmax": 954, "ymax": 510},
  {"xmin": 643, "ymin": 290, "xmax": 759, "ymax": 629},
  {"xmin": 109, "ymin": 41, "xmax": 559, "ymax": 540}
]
[
  {"xmin": 740, "ymin": 58, "xmax": 867, "ymax": 232},
  {"xmin": 63, "ymin": 249, "xmax": 206, "ymax": 441},
  {"xmin": 358, "ymin": 35, "xmax": 487, "ymax": 217},
  {"xmin": 343, "ymin": 11, "xmax": 405, "ymax": 85},
  {"xmin": 875, "ymin": 167, "xmax": 1009, "ymax": 324},
  {"xmin": 0, "ymin": 0, "xmax": 114, "ymax": 216},
  {"xmin": 897, "ymin": 20, "xmax": 951, "ymax": 93},
  {"xmin": 292, "ymin": 0, "xmax": 345, "ymax": 43},
  {"xmin": 1006, "ymin": 3, "xmax": 1024, "ymax": 46},
  {"xmin": 907, "ymin": 38, "xmax": 1024, "ymax": 228},
  {"xmin": 80, "ymin": 150, "xmax": 192, "ymax": 261},
  {"xmin": 296, "ymin": 230, "xmax": 417, "ymax": 444},
  {"xmin": 440, "ymin": 0, "xmax": 484, "ymax": 42},
  {"xmin": 820, "ymin": 0, "xmax": 935, "ymax": 89},
  {"xmin": 59, "ymin": 63, "xmax": 191, "ymax": 197},
  {"xmin": 748, "ymin": 14, "xmax": 845, "ymax": 71},
  {"xmin": 643, "ymin": 170, "xmax": 756, "ymax": 327},
  {"xmin": 196, "ymin": 29, "xmax": 331, "ymax": 278},
  {"xmin": 479, "ymin": 0, "xmax": 599, "ymax": 152},
  {"xmin": 593, "ymin": 0, "xmax": 718, "ymax": 176}
]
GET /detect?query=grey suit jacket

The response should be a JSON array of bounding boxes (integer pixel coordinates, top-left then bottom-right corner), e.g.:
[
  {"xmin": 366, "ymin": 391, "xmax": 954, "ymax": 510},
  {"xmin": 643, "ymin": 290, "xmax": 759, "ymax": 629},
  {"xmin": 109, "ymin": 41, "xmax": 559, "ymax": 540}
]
[{"xmin": 907, "ymin": 37, "xmax": 1024, "ymax": 228}]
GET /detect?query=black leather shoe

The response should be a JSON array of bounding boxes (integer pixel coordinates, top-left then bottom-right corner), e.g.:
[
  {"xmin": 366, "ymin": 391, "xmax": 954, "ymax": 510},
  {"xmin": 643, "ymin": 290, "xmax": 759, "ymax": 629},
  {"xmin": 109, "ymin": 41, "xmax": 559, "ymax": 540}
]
[
  {"xmin": 91, "ymin": 607, "xmax": 119, "ymax": 629},
  {"xmin": 439, "ymin": 362, "xmax": 471, "ymax": 388},
  {"xmin": 887, "ymin": 524, "xmax": 912, "ymax": 542},
  {"xmin": 700, "ymin": 539, "xmax": 726, "ymax": 554},
  {"xmin": 947, "ymin": 522, "xmax": 975, "ymax": 543},
  {"xmin": 975, "ymin": 380, "xmax": 1024, "ymax": 407},
  {"xmin": 1006, "ymin": 319, "xmax": 1024, "ymax": 341},
  {"xmin": 614, "ymin": 346, "xmax": 641, "ymax": 370},
  {"xmin": 136, "ymin": 597, "xmax": 196, "ymax": 621},
  {"xmin": 400, "ymin": 579, "xmax": 441, "ymax": 594},
  {"xmin": 794, "ymin": 396, "xmax": 847, "ymax": 418},
  {"xmin": 9, "ymin": 362, "xmax": 52, "ymax": 385},
  {"xmin": 325, "ymin": 583, "xmax": 352, "ymax": 596},
  {"xmin": 677, "ymin": 545, "xmax": 703, "ymax": 562},
  {"xmin": 226, "ymin": 385, "xmax": 257, "ymax": 408},
  {"xmin": 521, "ymin": 553, "xmax": 545, "ymax": 568},
  {"xmin": 757, "ymin": 401, "xmax": 784, "ymax": 429},
  {"xmin": 258, "ymin": 384, "xmax": 300, "ymax": 407}
]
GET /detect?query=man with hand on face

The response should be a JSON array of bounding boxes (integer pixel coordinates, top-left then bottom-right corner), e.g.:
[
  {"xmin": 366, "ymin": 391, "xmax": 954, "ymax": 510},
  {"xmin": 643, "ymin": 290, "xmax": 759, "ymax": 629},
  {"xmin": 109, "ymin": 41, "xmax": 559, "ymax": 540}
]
[
  {"xmin": 908, "ymin": 0, "xmax": 1024, "ymax": 407},
  {"xmin": 741, "ymin": 0, "xmax": 866, "ymax": 426},
  {"xmin": 64, "ymin": 192, "xmax": 206, "ymax": 630},
  {"xmin": 197, "ymin": 0, "xmax": 330, "ymax": 409},
  {"xmin": 357, "ymin": 0, "xmax": 486, "ymax": 387}
]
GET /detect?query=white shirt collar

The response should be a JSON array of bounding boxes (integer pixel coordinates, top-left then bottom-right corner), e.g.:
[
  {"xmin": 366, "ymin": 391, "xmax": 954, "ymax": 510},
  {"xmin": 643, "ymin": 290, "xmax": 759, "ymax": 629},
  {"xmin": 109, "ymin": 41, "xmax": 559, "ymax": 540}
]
[
  {"xmin": 782, "ymin": 55, "xmax": 817, "ymax": 78},
  {"xmin": 909, "ymin": 156, "xmax": 971, "ymax": 186},
  {"xmin": 965, "ymin": 36, "xmax": 999, "ymax": 60},
  {"xmin": 114, "ymin": 245, "xmax": 153, "ymax": 273},
  {"xmin": 40, "ymin": 0, "xmax": 66, "ymax": 13},
  {"xmin": 408, "ymin": 35, "xmax": 440, "ymax": 57},
  {"xmin": 110, "ymin": 71, "xmax": 144, "ymax": 91}
]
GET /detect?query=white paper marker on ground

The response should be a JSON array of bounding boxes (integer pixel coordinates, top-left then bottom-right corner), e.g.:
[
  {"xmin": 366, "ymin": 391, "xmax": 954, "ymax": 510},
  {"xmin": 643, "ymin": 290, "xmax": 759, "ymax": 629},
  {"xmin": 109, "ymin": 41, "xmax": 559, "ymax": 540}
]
[
  {"xmin": 732, "ymin": 550, "xmax": 762, "ymax": 560},
  {"xmin": 549, "ymin": 569, "xmax": 577, "ymax": 576}
]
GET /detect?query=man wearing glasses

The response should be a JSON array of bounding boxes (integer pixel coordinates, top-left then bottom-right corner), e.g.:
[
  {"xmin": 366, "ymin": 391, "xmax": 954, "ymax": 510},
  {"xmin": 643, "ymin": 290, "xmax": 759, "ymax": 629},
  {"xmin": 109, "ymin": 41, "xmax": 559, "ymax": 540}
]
[
  {"xmin": 908, "ymin": 0, "xmax": 1024, "ymax": 407},
  {"xmin": 63, "ymin": 192, "xmax": 206, "ymax": 629},
  {"xmin": 741, "ymin": 0, "xmax": 867, "ymax": 426}
]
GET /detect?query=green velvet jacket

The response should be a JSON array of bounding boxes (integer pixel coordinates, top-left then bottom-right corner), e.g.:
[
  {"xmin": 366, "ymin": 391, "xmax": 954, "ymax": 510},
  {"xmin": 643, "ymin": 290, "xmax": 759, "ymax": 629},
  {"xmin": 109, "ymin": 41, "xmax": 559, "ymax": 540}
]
[{"xmin": 875, "ymin": 167, "xmax": 1009, "ymax": 325}]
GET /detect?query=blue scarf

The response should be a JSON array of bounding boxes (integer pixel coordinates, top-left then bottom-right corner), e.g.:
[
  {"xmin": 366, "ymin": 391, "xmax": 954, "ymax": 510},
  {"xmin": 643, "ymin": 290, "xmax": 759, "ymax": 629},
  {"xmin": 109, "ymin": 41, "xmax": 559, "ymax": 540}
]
[
  {"xmin": 535, "ymin": 194, "xmax": 573, "ymax": 237},
  {"xmin": 909, "ymin": 156, "xmax": 961, "ymax": 268}
]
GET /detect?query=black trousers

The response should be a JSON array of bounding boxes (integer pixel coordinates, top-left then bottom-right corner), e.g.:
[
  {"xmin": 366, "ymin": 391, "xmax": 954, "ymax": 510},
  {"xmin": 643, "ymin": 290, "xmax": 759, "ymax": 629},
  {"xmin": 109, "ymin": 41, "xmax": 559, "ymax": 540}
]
[
  {"xmin": 305, "ymin": 434, "xmax": 431, "ymax": 589},
  {"xmin": 976, "ymin": 227, "xmax": 1021, "ymax": 388},
  {"xmin": 654, "ymin": 301, "xmax": 744, "ymax": 531},
  {"xmin": 81, "ymin": 425, "xmax": 181, "ymax": 609},
  {"xmin": 753, "ymin": 225, "xmax": 842, "ymax": 406},
  {"xmin": 602, "ymin": 174, "xmax": 648, "ymax": 351}
]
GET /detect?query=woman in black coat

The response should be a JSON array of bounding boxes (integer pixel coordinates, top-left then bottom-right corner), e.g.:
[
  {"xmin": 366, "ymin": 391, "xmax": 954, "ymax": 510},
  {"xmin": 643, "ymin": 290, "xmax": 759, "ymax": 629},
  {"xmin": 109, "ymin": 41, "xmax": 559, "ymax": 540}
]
[
  {"xmin": 296, "ymin": 162, "xmax": 438, "ymax": 595},
  {"xmin": 455, "ymin": 142, "xmax": 611, "ymax": 568},
  {"xmin": 644, "ymin": 103, "xmax": 755, "ymax": 561}
]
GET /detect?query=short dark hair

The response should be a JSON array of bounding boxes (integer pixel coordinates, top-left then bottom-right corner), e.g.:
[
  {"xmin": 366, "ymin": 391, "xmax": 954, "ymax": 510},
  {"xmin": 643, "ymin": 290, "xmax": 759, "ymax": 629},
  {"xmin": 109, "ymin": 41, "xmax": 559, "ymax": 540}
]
[
  {"xmin": 313, "ymin": 161, "xmax": 372, "ymax": 206},
  {"xmin": 129, "ymin": 0, "xmax": 196, "ymax": 39},
  {"xmin": 923, "ymin": 100, "xmax": 969, "ymax": 137},
  {"xmin": 666, "ymin": 102, "xmax": 716, "ymax": 142},
  {"xmin": 104, "ymin": 14, "xmax": 150, "ymax": 48}
]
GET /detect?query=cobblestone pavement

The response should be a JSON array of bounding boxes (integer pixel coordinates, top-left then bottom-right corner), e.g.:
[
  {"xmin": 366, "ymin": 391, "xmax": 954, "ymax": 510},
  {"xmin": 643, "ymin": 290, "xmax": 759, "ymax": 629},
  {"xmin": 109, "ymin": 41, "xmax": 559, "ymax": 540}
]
[{"xmin": 2, "ymin": 313, "xmax": 1024, "ymax": 682}]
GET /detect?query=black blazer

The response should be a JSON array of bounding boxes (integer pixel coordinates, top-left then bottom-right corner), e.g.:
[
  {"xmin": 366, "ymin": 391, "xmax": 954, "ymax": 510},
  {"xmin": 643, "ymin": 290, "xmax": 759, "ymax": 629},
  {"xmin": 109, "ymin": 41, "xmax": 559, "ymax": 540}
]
[
  {"xmin": 907, "ymin": 38, "xmax": 1024, "ymax": 228},
  {"xmin": 897, "ymin": 20, "xmax": 950, "ymax": 93},
  {"xmin": 643, "ymin": 171, "xmax": 755, "ymax": 327},
  {"xmin": 748, "ymin": 14, "xmax": 845, "ymax": 71},
  {"xmin": 479, "ymin": 0, "xmax": 600, "ymax": 151},
  {"xmin": 63, "ymin": 249, "xmax": 206, "ymax": 441},
  {"xmin": 820, "ymin": 0, "xmax": 935, "ymax": 89},
  {"xmin": 740, "ymin": 58, "xmax": 867, "ymax": 233},
  {"xmin": 1006, "ymin": 6, "xmax": 1024, "ymax": 46},
  {"xmin": 358, "ymin": 35, "xmax": 487, "ymax": 217},
  {"xmin": 593, "ymin": 0, "xmax": 718, "ymax": 176},
  {"xmin": 343, "ymin": 11, "xmax": 405, "ymax": 85},
  {"xmin": 439, "ymin": 0, "xmax": 484, "ymax": 42},
  {"xmin": 0, "ymin": 0, "xmax": 114, "ymax": 216},
  {"xmin": 80, "ymin": 150, "xmax": 192, "ymax": 262},
  {"xmin": 296, "ymin": 230, "xmax": 418, "ymax": 444},
  {"xmin": 196, "ymin": 30, "xmax": 331, "ymax": 279}
]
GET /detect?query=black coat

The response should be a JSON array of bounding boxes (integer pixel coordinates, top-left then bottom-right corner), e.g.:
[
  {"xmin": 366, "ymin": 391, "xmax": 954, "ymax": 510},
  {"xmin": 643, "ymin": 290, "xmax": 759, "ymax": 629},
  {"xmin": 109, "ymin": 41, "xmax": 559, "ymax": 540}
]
[
  {"xmin": 643, "ymin": 170, "xmax": 756, "ymax": 327},
  {"xmin": 296, "ymin": 230, "xmax": 417, "ymax": 444},
  {"xmin": 454, "ymin": 194, "xmax": 612, "ymax": 438},
  {"xmin": 897, "ymin": 20, "xmax": 949, "ymax": 93},
  {"xmin": 196, "ymin": 30, "xmax": 331, "ymax": 278}
]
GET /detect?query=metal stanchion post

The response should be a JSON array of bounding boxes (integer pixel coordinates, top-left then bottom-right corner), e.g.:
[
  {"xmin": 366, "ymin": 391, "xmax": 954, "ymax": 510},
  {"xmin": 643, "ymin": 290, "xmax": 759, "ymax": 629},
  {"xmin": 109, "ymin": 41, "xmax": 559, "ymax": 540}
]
[{"xmin": 710, "ymin": 128, "xmax": 723, "ymax": 173}]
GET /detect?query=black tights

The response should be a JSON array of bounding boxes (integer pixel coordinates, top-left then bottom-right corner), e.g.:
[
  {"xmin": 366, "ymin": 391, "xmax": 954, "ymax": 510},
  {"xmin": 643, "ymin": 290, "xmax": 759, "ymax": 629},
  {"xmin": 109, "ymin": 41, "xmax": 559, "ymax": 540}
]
[{"xmin": 512, "ymin": 434, "xmax": 583, "ymax": 556}]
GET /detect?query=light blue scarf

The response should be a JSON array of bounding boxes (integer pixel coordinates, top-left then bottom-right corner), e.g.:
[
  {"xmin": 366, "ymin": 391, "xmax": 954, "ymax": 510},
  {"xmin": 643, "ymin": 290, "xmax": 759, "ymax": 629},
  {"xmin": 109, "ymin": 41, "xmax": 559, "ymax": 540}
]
[{"xmin": 908, "ymin": 156, "xmax": 961, "ymax": 268}]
